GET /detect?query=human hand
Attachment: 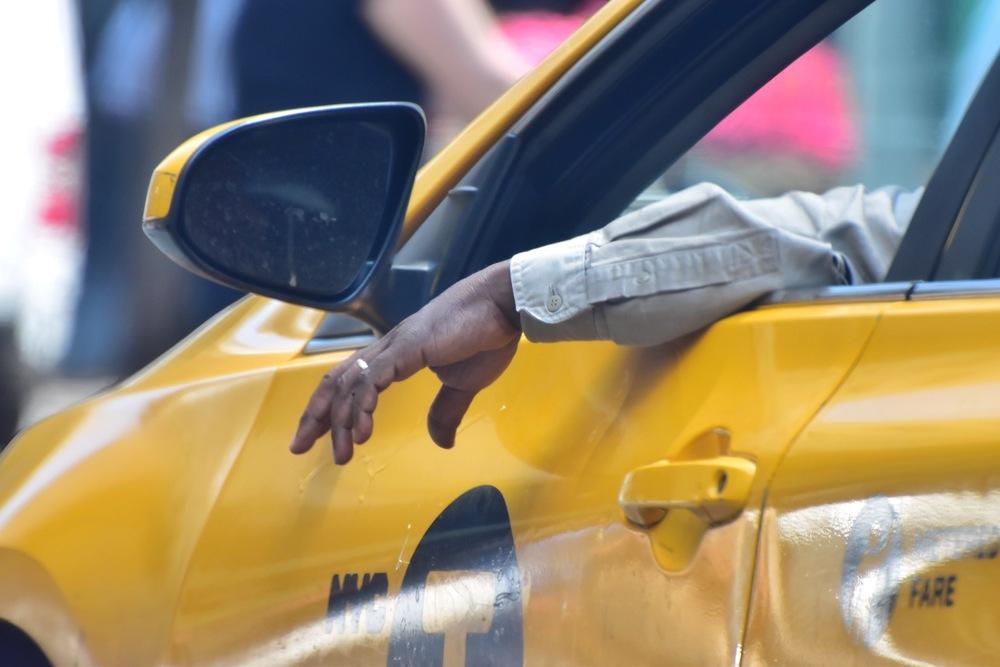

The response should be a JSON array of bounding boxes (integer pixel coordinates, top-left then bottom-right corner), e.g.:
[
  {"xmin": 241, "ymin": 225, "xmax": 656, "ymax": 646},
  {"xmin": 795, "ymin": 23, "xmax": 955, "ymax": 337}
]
[{"xmin": 290, "ymin": 261, "xmax": 520, "ymax": 464}]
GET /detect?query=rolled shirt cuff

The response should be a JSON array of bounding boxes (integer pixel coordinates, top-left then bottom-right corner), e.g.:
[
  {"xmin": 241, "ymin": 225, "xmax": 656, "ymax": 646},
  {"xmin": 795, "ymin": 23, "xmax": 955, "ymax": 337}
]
[
  {"xmin": 506, "ymin": 181, "xmax": 883, "ymax": 347},
  {"xmin": 510, "ymin": 232, "xmax": 603, "ymax": 342},
  {"xmin": 509, "ymin": 228, "xmax": 792, "ymax": 346}
]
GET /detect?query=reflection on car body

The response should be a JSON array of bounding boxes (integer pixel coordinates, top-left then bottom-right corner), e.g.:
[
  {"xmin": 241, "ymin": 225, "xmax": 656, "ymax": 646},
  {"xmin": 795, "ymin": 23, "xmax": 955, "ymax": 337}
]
[{"xmin": 2, "ymin": 0, "xmax": 1000, "ymax": 665}]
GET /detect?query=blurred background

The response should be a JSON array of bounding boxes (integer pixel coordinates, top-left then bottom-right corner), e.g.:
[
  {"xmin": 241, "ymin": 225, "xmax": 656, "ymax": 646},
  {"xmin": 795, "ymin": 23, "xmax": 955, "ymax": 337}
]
[{"xmin": 1, "ymin": 0, "xmax": 995, "ymax": 445}]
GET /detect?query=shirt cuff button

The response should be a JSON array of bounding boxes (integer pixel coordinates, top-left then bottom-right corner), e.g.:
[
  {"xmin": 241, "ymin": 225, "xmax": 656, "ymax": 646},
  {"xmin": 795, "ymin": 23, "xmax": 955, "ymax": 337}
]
[{"xmin": 546, "ymin": 285, "xmax": 563, "ymax": 312}]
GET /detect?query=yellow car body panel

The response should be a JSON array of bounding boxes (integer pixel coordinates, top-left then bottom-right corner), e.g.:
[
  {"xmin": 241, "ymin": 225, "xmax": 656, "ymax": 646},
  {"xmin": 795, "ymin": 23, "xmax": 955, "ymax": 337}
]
[
  {"xmin": 0, "ymin": 283, "xmax": 886, "ymax": 665},
  {"xmin": 745, "ymin": 298, "xmax": 1000, "ymax": 665},
  {"xmin": 156, "ymin": 304, "xmax": 880, "ymax": 664},
  {"xmin": 0, "ymin": 298, "xmax": 324, "ymax": 665}
]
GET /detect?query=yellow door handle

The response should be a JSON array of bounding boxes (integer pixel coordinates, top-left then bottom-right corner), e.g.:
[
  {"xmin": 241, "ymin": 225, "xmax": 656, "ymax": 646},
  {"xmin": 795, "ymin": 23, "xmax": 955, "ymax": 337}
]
[{"xmin": 618, "ymin": 455, "xmax": 756, "ymax": 528}]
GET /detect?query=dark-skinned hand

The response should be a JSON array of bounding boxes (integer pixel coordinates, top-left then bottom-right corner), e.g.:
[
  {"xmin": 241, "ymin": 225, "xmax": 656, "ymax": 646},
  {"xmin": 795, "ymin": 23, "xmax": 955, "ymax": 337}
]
[{"xmin": 290, "ymin": 260, "xmax": 520, "ymax": 464}]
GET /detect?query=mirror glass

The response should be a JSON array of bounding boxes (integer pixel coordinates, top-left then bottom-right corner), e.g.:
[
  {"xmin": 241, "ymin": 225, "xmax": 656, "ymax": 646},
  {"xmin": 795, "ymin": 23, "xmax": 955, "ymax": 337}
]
[{"xmin": 180, "ymin": 117, "xmax": 395, "ymax": 297}]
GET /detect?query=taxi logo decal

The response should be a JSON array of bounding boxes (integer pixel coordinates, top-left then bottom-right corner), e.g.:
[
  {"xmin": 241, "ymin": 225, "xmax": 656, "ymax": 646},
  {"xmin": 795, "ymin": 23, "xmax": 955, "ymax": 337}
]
[
  {"xmin": 388, "ymin": 485, "xmax": 523, "ymax": 666},
  {"xmin": 325, "ymin": 485, "xmax": 523, "ymax": 666},
  {"xmin": 840, "ymin": 496, "xmax": 901, "ymax": 647},
  {"xmin": 840, "ymin": 495, "xmax": 1000, "ymax": 648}
]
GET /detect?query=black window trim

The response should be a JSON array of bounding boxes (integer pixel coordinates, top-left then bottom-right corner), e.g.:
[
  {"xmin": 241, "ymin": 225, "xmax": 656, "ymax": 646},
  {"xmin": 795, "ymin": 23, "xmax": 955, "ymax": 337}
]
[
  {"xmin": 926, "ymin": 96, "xmax": 1000, "ymax": 281},
  {"xmin": 886, "ymin": 49, "xmax": 1000, "ymax": 283},
  {"xmin": 765, "ymin": 44, "xmax": 1000, "ymax": 305}
]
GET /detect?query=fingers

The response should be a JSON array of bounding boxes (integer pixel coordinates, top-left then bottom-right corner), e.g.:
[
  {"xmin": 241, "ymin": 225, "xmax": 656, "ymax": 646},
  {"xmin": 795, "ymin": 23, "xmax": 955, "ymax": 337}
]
[
  {"xmin": 290, "ymin": 411, "xmax": 329, "ymax": 455},
  {"xmin": 332, "ymin": 426, "xmax": 354, "ymax": 465},
  {"xmin": 325, "ymin": 358, "xmax": 373, "ymax": 464},
  {"xmin": 354, "ymin": 381, "xmax": 378, "ymax": 412},
  {"xmin": 289, "ymin": 369, "xmax": 340, "ymax": 454},
  {"xmin": 352, "ymin": 409, "xmax": 374, "ymax": 445},
  {"xmin": 289, "ymin": 267, "xmax": 523, "ymax": 464},
  {"xmin": 347, "ymin": 378, "xmax": 376, "ymax": 446},
  {"xmin": 427, "ymin": 385, "xmax": 477, "ymax": 449},
  {"xmin": 290, "ymin": 350, "xmax": 369, "ymax": 453}
]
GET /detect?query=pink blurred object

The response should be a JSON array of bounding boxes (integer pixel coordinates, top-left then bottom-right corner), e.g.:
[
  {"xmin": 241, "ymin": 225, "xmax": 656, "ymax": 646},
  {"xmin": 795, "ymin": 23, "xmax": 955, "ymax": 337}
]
[
  {"xmin": 498, "ymin": 0, "xmax": 604, "ymax": 65},
  {"xmin": 501, "ymin": 3, "xmax": 856, "ymax": 171},
  {"xmin": 705, "ymin": 42, "xmax": 857, "ymax": 169},
  {"xmin": 39, "ymin": 127, "xmax": 83, "ymax": 230}
]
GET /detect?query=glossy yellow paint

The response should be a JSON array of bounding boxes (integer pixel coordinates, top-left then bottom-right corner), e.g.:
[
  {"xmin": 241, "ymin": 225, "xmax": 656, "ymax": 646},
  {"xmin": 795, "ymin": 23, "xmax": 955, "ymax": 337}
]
[
  {"xmin": 156, "ymin": 304, "xmax": 882, "ymax": 664},
  {"xmin": 619, "ymin": 455, "xmax": 757, "ymax": 526},
  {"xmin": 745, "ymin": 298, "xmax": 1000, "ymax": 665},
  {"xmin": 6, "ymin": 0, "xmax": 991, "ymax": 663},
  {"xmin": 0, "ymin": 289, "xmax": 886, "ymax": 663},
  {"xmin": 0, "ymin": 298, "xmax": 324, "ymax": 665}
]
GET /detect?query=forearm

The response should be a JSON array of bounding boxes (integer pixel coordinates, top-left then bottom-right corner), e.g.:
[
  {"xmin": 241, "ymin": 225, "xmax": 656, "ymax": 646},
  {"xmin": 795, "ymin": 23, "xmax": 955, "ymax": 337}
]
[{"xmin": 361, "ymin": 0, "xmax": 530, "ymax": 117}]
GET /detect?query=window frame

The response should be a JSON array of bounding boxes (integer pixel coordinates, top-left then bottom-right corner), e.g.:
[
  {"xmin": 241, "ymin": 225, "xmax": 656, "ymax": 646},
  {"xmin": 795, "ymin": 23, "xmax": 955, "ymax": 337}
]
[
  {"xmin": 886, "ymin": 51, "xmax": 1000, "ymax": 284},
  {"xmin": 768, "ymin": 43, "xmax": 1000, "ymax": 305},
  {"xmin": 312, "ymin": 0, "xmax": 1000, "ymax": 349},
  {"xmin": 457, "ymin": 0, "xmax": 877, "ymax": 275}
]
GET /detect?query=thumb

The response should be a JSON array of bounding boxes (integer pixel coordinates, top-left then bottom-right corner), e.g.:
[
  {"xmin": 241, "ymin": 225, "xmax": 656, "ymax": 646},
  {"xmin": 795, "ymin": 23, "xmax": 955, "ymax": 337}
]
[{"xmin": 427, "ymin": 385, "xmax": 477, "ymax": 449}]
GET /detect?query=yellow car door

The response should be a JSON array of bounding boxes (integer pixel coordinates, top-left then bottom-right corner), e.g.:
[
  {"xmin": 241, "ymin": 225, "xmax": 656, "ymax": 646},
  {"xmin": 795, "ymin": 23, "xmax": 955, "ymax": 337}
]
[
  {"xmin": 745, "ymin": 296, "xmax": 1000, "ymax": 665},
  {"xmin": 165, "ymin": 307, "xmax": 879, "ymax": 664},
  {"xmin": 745, "ymin": 53, "xmax": 1000, "ymax": 664}
]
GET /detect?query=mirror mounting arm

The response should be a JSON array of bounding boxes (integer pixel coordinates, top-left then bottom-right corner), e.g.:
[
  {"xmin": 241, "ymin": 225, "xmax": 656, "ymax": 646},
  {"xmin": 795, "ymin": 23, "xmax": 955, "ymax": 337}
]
[{"xmin": 349, "ymin": 261, "xmax": 440, "ymax": 334}]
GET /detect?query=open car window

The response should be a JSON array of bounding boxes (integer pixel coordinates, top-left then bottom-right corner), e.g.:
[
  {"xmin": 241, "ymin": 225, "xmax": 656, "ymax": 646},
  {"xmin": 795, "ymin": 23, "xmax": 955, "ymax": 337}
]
[
  {"xmin": 626, "ymin": 0, "xmax": 1000, "ymax": 242},
  {"xmin": 310, "ymin": 0, "xmax": 1000, "ymax": 348}
]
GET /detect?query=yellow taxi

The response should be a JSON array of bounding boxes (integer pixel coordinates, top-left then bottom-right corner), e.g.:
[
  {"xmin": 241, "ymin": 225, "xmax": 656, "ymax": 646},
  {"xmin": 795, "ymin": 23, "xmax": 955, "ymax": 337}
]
[{"xmin": 3, "ymin": 0, "xmax": 1000, "ymax": 664}]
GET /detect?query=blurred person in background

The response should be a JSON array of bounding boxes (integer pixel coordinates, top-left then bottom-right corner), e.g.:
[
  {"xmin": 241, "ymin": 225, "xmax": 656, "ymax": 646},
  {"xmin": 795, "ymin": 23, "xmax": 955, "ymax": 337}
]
[
  {"xmin": 0, "ymin": 0, "xmax": 85, "ymax": 443},
  {"xmin": 64, "ymin": 0, "xmax": 602, "ymax": 387},
  {"xmin": 68, "ymin": 0, "xmax": 170, "ymax": 379},
  {"xmin": 229, "ymin": 0, "xmax": 604, "ymax": 150},
  {"xmin": 68, "ymin": 0, "xmax": 239, "ymax": 381},
  {"xmin": 229, "ymin": 0, "xmax": 857, "ymax": 193},
  {"xmin": 692, "ymin": 40, "xmax": 858, "ymax": 194}
]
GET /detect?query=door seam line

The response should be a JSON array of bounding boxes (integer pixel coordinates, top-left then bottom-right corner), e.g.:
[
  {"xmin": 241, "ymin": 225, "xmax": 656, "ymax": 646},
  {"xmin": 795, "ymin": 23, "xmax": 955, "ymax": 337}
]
[{"xmin": 734, "ymin": 308, "xmax": 885, "ymax": 664}]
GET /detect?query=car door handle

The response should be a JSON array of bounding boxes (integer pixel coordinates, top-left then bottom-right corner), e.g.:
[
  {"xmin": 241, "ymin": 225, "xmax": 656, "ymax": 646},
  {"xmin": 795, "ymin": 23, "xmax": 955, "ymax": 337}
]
[{"xmin": 618, "ymin": 455, "xmax": 756, "ymax": 528}]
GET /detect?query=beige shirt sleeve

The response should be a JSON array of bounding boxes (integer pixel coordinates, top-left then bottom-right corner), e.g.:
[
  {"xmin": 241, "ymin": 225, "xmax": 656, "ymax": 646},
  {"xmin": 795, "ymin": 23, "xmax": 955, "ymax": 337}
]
[{"xmin": 510, "ymin": 182, "xmax": 921, "ymax": 346}]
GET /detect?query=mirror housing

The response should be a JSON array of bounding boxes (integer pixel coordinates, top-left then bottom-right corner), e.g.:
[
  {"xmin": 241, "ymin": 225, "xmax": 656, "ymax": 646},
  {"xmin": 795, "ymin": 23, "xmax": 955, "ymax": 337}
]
[{"xmin": 142, "ymin": 103, "xmax": 424, "ymax": 310}]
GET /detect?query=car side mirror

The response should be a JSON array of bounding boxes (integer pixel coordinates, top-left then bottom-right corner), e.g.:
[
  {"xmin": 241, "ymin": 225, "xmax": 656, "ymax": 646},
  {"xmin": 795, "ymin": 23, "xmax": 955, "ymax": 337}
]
[{"xmin": 142, "ymin": 103, "xmax": 425, "ymax": 309}]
